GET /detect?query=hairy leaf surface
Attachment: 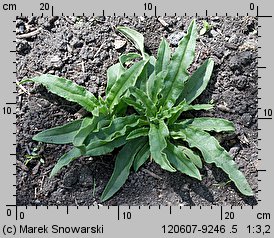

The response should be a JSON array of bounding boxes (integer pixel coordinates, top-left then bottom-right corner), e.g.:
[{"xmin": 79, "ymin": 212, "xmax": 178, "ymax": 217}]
[
  {"xmin": 155, "ymin": 38, "xmax": 171, "ymax": 75},
  {"xmin": 177, "ymin": 58, "xmax": 214, "ymax": 104},
  {"xmin": 85, "ymin": 115, "xmax": 142, "ymax": 142},
  {"xmin": 106, "ymin": 60, "xmax": 148, "ymax": 111},
  {"xmin": 147, "ymin": 71, "xmax": 166, "ymax": 103},
  {"xmin": 117, "ymin": 26, "xmax": 146, "ymax": 58},
  {"xmin": 136, "ymin": 56, "xmax": 156, "ymax": 92},
  {"xmin": 126, "ymin": 127, "xmax": 149, "ymax": 140},
  {"xmin": 174, "ymin": 118, "xmax": 235, "ymax": 133},
  {"xmin": 162, "ymin": 100, "xmax": 213, "ymax": 124},
  {"xmin": 181, "ymin": 127, "xmax": 253, "ymax": 196},
  {"xmin": 106, "ymin": 63, "xmax": 125, "ymax": 94},
  {"xmin": 133, "ymin": 141, "xmax": 150, "ymax": 171},
  {"xmin": 149, "ymin": 120, "xmax": 176, "ymax": 172},
  {"xmin": 159, "ymin": 20, "xmax": 197, "ymax": 109},
  {"xmin": 85, "ymin": 115, "xmax": 145, "ymax": 155},
  {"xmin": 50, "ymin": 147, "xmax": 82, "ymax": 177},
  {"xmin": 129, "ymin": 87, "xmax": 157, "ymax": 117},
  {"xmin": 178, "ymin": 145, "xmax": 203, "ymax": 169},
  {"xmin": 122, "ymin": 96, "xmax": 144, "ymax": 115},
  {"xmin": 165, "ymin": 142, "xmax": 201, "ymax": 180},
  {"xmin": 85, "ymin": 136, "xmax": 128, "ymax": 156},
  {"xmin": 119, "ymin": 53, "xmax": 142, "ymax": 67},
  {"xmin": 22, "ymin": 74, "xmax": 99, "ymax": 112},
  {"xmin": 73, "ymin": 116, "xmax": 108, "ymax": 150},
  {"xmin": 33, "ymin": 120, "xmax": 82, "ymax": 144}
]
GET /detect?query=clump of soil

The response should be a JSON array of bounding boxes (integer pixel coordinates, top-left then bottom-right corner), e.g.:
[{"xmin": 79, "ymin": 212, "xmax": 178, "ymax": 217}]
[{"xmin": 16, "ymin": 16, "xmax": 258, "ymax": 206}]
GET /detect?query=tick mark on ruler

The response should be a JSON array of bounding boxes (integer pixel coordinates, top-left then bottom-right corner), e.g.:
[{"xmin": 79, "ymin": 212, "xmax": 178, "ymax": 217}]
[{"xmin": 117, "ymin": 206, "xmax": 120, "ymax": 220}]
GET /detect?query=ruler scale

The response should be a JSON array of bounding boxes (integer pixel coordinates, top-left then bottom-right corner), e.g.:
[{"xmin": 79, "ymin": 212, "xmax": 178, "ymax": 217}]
[{"xmin": 0, "ymin": 0, "xmax": 273, "ymax": 237}]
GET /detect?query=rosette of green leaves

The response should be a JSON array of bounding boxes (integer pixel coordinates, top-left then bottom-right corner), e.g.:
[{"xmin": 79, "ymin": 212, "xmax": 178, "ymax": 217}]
[{"xmin": 21, "ymin": 19, "xmax": 253, "ymax": 202}]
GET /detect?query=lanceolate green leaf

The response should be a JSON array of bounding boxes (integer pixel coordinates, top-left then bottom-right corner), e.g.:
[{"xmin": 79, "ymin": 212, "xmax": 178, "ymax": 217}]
[
  {"xmin": 50, "ymin": 147, "xmax": 82, "ymax": 177},
  {"xmin": 85, "ymin": 115, "xmax": 145, "ymax": 156},
  {"xmin": 33, "ymin": 120, "xmax": 82, "ymax": 144},
  {"xmin": 178, "ymin": 145, "xmax": 203, "ymax": 169},
  {"xmin": 181, "ymin": 127, "xmax": 253, "ymax": 196},
  {"xmin": 136, "ymin": 56, "xmax": 156, "ymax": 92},
  {"xmin": 119, "ymin": 53, "xmax": 141, "ymax": 67},
  {"xmin": 174, "ymin": 118, "xmax": 235, "ymax": 133},
  {"xmin": 126, "ymin": 127, "xmax": 149, "ymax": 140},
  {"xmin": 162, "ymin": 100, "xmax": 213, "ymax": 124},
  {"xmin": 159, "ymin": 20, "xmax": 197, "ymax": 109},
  {"xmin": 147, "ymin": 71, "xmax": 166, "ymax": 103},
  {"xmin": 106, "ymin": 63, "xmax": 125, "ymax": 94},
  {"xmin": 129, "ymin": 87, "xmax": 157, "ymax": 117},
  {"xmin": 85, "ymin": 115, "xmax": 142, "ymax": 142},
  {"xmin": 182, "ymin": 104, "xmax": 214, "ymax": 111},
  {"xmin": 101, "ymin": 137, "xmax": 147, "ymax": 202},
  {"xmin": 106, "ymin": 60, "xmax": 148, "ymax": 111},
  {"xmin": 73, "ymin": 115, "xmax": 108, "ymax": 150},
  {"xmin": 117, "ymin": 26, "xmax": 146, "ymax": 58},
  {"xmin": 22, "ymin": 74, "xmax": 99, "ymax": 113},
  {"xmin": 85, "ymin": 136, "xmax": 127, "ymax": 156},
  {"xmin": 107, "ymin": 53, "xmax": 141, "ymax": 95},
  {"xmin": 155, "ymin": 38, "xmax": 171, "ymax": 75},
  {"xmin": 177, "ymin": 58, "xmax": 214, "ymax": 104},
  {"xmin": 133, "ymin": 141, "xmax": 150, "ymax": 171},
  {"xmin": 165, "ymin": 142, "xmax": 201, "ymax": 180},
  {"xmin": 149, "ymin": 120, "xmax": 176, "ymax": 172},
  {"xmin": 122, "ymin": 97, "xmax": 144, "ymax": 115}
]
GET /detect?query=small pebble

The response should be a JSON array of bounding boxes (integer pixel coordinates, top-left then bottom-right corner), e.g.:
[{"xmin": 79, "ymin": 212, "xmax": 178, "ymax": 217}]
[
  {"xmin": 167, "ymin": 31, "xmax": 185, "ymax": 46},
  {"xmin": 114, "ymin": 39, "xmax": 126, "ymax": 50}
]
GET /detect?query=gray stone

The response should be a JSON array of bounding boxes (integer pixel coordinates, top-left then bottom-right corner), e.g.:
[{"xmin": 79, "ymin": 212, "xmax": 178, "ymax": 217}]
[{"xmin": 167, "ymin": 31, "xmax": 185, "ymax": 46}]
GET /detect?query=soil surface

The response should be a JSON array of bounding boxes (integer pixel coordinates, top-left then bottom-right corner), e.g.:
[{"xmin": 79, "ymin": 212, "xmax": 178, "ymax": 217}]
[{"xmin": 16, "ymin": 16, "xmax": 258, "ymax": 206}]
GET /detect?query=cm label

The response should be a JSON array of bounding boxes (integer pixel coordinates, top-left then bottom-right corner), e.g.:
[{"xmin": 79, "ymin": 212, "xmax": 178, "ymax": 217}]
[{"xmin": 2, "ymin": 3, "xmax": 16, "ymax": 11}]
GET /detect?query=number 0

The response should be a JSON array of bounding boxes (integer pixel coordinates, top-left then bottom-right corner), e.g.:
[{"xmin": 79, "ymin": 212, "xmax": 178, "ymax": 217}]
[
  {"xmin": 250, "ymin": 3, "xmax": 255, "ymax": 10},
  {"xmin": 7, "ymin": 209, "xmax": 12, "ymax": 216}
]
